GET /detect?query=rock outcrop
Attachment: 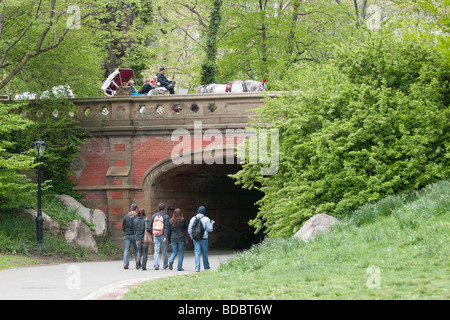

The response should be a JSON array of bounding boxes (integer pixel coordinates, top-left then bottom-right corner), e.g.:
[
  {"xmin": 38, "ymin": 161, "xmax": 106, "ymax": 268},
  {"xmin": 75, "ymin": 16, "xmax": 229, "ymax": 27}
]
[
  {"xmin": 55, "ymin": 195, "xmax": 107, "ymax": 238},
  {"xmin": 294, "ymin": 214, "xmax": 339, "ymax": 242},
  {"xmin": 64, "ymin": 219, "xmax": 98, "ymax": 253},
  {"xmin": 19, "ymin": 208, "xmax": 60, "ymax": 236}
]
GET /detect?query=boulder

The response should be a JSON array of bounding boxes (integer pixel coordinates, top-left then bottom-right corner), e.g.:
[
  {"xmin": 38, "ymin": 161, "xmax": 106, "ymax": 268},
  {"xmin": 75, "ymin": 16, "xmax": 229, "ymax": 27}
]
[
  {"xmin": 294, "ymin": 214, "xmax": 339, "ymax": 242},
  {"xmin": 55, "ymin": 195, "xmax": 107, "ymax": 238},
  {"xmin": 19, "ymin": 208, "xmax": 60, "ymax": 236},
  {"xmin": 65, "ymin": 220, "xmax": 98, "ymax": 253}
]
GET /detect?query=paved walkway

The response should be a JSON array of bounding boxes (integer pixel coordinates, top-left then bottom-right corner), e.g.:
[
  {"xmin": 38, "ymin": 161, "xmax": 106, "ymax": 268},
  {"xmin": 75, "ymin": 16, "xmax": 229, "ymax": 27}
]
[{"xmin": 0, "ymin": 250, "xmax": 234, "ymax": 300}]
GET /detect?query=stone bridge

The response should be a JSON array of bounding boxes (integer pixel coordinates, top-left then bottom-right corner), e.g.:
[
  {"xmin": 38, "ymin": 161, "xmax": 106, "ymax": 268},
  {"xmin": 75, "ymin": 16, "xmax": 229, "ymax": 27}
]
[{"xmin": 70, "ymin": 92, "xmax": 279, "ymax": 249}]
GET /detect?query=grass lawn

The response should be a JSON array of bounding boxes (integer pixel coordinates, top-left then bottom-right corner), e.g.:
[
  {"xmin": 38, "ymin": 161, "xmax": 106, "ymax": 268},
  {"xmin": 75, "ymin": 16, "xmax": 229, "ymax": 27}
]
[
  {"xmin": 123, "ymin": 180, "xmax": 449, "ymax": 300},
  {"xmin": 0, "ymin": 254, "xmax": 42, "ymax": 271}
]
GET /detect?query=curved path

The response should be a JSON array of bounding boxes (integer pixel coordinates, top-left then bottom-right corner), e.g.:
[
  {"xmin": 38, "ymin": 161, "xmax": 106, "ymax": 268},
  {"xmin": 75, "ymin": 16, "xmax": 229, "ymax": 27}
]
[{"xmin": 0, "ymin": 250, "xmax": 234, "ymax": 300}]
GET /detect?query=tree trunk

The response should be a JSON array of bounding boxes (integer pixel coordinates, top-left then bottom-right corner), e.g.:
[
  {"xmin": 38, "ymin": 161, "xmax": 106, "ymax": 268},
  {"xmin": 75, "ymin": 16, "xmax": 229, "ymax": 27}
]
[{"xmin": 200, "ymin": 0, "xmax": 223, "ymax": 85}]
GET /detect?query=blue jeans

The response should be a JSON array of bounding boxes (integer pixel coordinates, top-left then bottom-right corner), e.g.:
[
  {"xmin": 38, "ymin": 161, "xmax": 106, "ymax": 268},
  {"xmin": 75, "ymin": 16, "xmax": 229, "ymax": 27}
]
[
  {"xmin": 123, "ymin": 234, "xmax": 137, "ymax": 266},
  {"xmin": 193, "ymin": 239, "xmax": 210, "ymax": 271},
  {"xmin": 169, "ymin": 241, "xmax": 185, "ymax": 270},
  {"xmin": 153, "ymin": 235, "xmax": 168, "ymax": 268}
]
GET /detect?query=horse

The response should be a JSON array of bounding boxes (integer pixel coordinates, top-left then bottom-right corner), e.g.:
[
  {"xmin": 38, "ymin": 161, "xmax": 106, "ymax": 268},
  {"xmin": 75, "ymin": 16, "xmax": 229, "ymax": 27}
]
[
  {"xmin": 148, "ymin": 87, "xmax": 168, "ymax": 95},
  {"xmin": 196, "ymin": 79, "xmax": 267, "ymax": 93}
]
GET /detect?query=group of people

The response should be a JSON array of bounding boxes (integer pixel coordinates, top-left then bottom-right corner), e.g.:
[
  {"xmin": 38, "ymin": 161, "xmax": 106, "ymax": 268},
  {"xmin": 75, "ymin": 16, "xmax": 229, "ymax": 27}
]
[
  {"xmin": 122, "ymin": 203, "xmax": 215, "ymax": 272},
  {"xmin": 128, "ymin": 67, "xmax": 176, "ymax": 95}
]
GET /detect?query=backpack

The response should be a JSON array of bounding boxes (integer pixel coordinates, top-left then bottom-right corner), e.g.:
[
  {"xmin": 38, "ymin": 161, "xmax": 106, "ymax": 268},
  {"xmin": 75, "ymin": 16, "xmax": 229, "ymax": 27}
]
[
  {"xmin": 152, "ymin": 214, "xmax": 164, "ymax": 236},
  {"xmin": 191, "ymin": 216, "xmax": 205, "ymax": 241}
]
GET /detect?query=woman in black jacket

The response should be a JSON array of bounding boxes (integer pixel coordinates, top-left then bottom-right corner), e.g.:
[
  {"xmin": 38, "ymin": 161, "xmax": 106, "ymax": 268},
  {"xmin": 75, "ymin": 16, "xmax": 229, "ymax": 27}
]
[{"xmin": 133, "ymin": 208, "xmax": 148, "ymax": 270}]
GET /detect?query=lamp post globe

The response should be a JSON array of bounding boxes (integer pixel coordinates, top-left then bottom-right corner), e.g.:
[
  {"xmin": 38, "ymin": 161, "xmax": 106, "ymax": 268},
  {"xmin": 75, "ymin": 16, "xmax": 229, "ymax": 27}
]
[
  {"xmin": 33, "ymin": 138, "xmax": 47, "ymax": 252},
  {"xmin": 33, "ymin": 138, "xmax": 47, "ymax": 157}
]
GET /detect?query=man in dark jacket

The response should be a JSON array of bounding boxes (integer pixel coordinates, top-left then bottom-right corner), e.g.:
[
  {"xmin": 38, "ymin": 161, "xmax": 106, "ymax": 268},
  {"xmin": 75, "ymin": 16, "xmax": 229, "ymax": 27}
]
[
  {"xmin": 122, "ymin": 204, "xmax": 138, "ymax": 269},
  {"xmin": 147, "ymin": 203, "xmax": 171, "ymax": 270},
  {"xmin": 156, "ymin": 67, "xmax": 175, "ymax": 94}
]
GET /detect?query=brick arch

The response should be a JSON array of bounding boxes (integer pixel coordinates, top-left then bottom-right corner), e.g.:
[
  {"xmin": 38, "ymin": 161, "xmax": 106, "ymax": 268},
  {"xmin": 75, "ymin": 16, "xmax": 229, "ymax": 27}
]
[
  {"xmin": 139, "ymin": 145, "xmax": 263, "ymax": 249},
  {"xmin": 139, "ymin": 145, "xmax": 239, "ymax": 208}
]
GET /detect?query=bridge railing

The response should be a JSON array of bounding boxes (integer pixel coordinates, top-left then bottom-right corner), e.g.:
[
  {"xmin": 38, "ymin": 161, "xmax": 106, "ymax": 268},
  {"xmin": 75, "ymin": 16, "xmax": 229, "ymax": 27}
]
[{"xmin": 71, "ymin": 92, "xmax": 279, "ymax": 132}]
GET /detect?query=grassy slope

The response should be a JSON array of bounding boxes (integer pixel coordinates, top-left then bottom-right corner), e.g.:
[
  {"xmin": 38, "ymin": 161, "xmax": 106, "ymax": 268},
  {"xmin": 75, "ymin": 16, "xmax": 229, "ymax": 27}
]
[{"xmin": 123, "ymin": 180, "xmax": 449, "ymax": 300}]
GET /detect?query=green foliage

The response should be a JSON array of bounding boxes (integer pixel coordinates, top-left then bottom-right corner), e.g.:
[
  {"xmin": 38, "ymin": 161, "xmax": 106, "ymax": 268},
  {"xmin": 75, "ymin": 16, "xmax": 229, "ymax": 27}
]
[
  {"xmin": 398, "ymin": 0, "xmax": 450, "ymax": 63},
  {"xmin": 97, "ymin": 0, "xmax": 157, "ymax": 80},
  {"xmin": 232, "ymin": 33, "xmax": 450, "ymax": 237},
  {"xmin": 2, "ymin": 99, "xmax": 89, "ymax": 200},
  {"xmin": 200, "ymin": 59, "xmax": 219, "ymax": 85},
  {"xmin": 0, "ymin": 0, "xmax": 156, "ymax": 97},
  {"xmin": 0, "ymin": 0, "xmax": 106, "ymax": 95},
  {"xmin": 150, "ymin": 0, "xmax": 367, "ymax": 88},
  {"xmin": 217, "ymin": 0, "xmax": 360, "ymax": 83},
  {"xmin": 5, "ymin": 26, "xmax": 105, "ymax": 98},
  {"xmin": 0, "ymin": 103, "xmax": 36, "ymax": 209},
  {"xmin": 0, "ymin": 209, "xmax": 37, "ymax": 256}
]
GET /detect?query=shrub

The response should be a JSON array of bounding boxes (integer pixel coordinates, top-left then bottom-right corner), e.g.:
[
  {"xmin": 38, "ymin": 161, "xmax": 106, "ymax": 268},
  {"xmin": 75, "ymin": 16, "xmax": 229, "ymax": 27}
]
[
  {"xmin": 232, "ymin": 33, "xmax": 450, "ymax": 237},
  {"xmin": 0, "ymin": 103, "xmax": 36, "ymax": 209}
]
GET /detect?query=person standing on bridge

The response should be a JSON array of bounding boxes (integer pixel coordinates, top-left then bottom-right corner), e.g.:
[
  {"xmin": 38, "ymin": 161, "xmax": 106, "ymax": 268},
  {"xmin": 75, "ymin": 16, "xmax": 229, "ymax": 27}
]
[
  {"xmin": 122, "ymin": 204, "xmax": 138, "ymax": 269},
  {"xmin": 148, "ymin": 203, "xmax": 171, "ymax": 270},
  {"xmin": 188, "ymin": 206, "xmax": 215, "ymax": 272}
]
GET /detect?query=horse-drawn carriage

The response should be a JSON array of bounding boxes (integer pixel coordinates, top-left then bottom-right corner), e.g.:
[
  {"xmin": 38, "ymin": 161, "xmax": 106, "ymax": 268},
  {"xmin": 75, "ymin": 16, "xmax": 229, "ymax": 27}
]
[
  {"xmin": 101, "ymin": 68, "xmax": 135, "ymax": 97},
  {"xmin": 101, "ymin": 68, "xmax": 169, "ymax": 97},
  {"xmin": 101, "ymin": 68, "xmax": 267, "ymax": 96}
]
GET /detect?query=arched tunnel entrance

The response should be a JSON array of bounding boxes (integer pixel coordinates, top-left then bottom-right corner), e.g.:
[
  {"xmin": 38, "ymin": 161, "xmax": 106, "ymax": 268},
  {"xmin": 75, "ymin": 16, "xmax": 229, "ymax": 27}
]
[{"xmin": 152, "ymin": 162, "xmax": 264, "ymax": 249}]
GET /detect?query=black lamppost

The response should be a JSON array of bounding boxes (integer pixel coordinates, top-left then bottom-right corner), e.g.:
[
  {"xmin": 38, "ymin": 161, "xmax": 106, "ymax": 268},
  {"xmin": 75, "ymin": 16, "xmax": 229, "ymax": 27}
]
[{"xmin": 33, "ymin": 138, "xmax": 47, "ymax": 252}]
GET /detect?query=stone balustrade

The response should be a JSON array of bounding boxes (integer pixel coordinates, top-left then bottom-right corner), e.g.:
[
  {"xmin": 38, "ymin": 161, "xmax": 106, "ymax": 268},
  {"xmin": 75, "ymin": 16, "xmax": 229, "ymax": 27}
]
[{"xmin": 72, "ymin": 92, "xmax": 280, "ymax": 135}]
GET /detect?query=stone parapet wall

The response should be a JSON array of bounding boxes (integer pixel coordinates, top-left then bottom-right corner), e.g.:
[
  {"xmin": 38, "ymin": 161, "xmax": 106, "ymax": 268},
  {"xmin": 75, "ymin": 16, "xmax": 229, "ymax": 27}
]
[{"xmin": 72, "ymin": 92, "xmax": 280, "ymax": 136}]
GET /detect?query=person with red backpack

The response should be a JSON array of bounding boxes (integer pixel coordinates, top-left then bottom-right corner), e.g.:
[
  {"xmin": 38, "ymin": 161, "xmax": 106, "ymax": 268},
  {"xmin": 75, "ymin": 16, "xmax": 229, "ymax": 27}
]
[
  {"xmin": 147, "ymin": 203, "xmax": 171, "ymax": 270},
  {"xmin": 188, "ymin": 206, "xmax": 215, "ymax": 272}
]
